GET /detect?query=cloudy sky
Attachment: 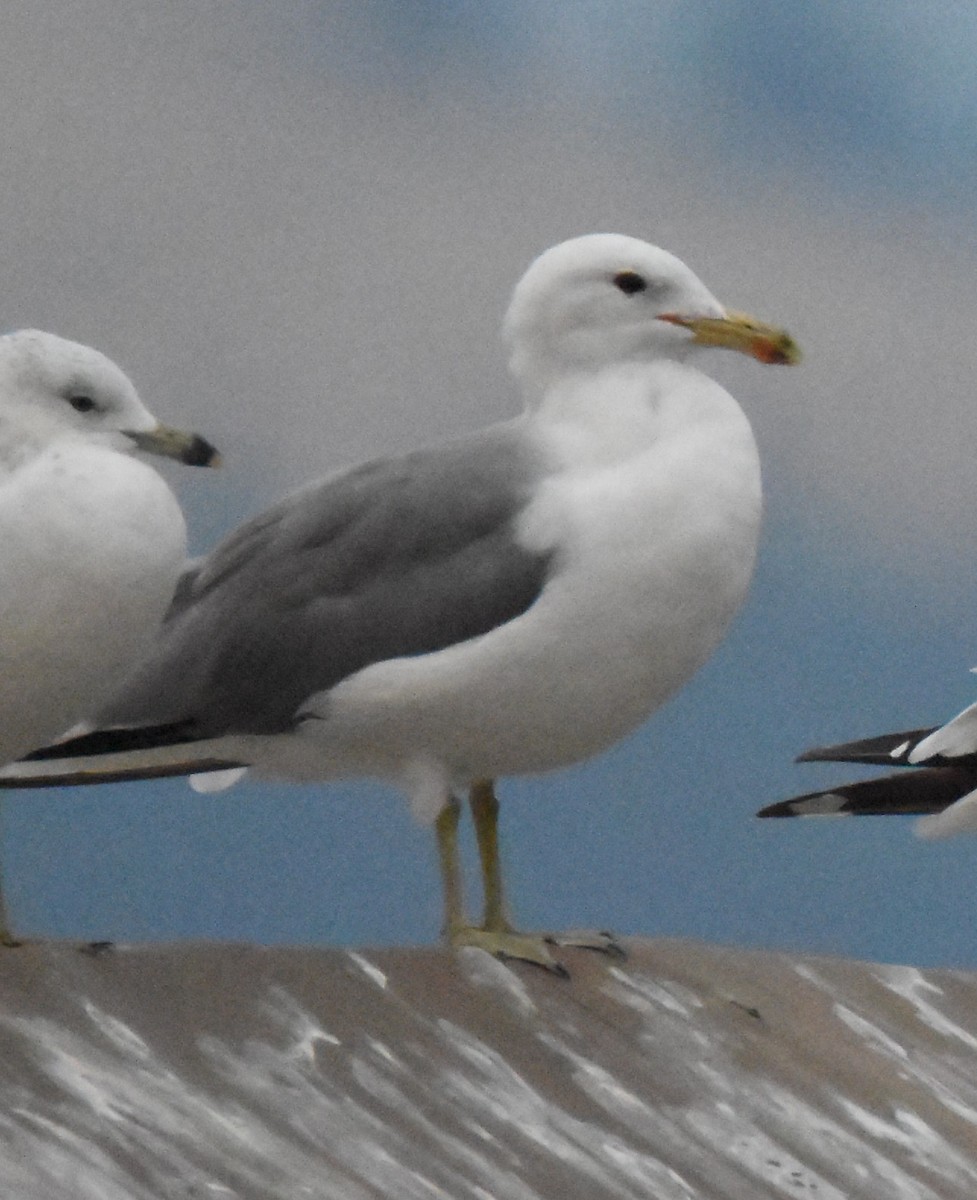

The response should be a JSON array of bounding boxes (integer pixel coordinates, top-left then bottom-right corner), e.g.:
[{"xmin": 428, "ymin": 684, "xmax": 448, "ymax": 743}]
[{"xmin": 4, "ymin": 1, "xmax": 977, "ymax": 967}]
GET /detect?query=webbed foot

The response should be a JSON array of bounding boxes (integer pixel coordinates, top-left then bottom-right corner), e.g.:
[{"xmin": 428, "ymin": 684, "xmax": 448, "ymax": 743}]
[
  {"xmin": 449, "ymin": 924, "xmax": 569, "ymax": 977},
  {"xmin": 549, "ymin": 928, "xmax": 627, "ymax": 959}
]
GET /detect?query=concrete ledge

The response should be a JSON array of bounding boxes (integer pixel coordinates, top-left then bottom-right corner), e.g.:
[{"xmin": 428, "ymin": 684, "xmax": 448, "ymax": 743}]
[{"xmin": 0, "ymin": 937, "xmax": 975, "ymax": 1197}]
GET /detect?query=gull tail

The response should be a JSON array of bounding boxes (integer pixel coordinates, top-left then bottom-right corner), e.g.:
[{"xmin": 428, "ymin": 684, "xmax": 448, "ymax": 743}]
[{"xmin": 0, "ymin": 722, "xmax": 244, "ymax": 789}]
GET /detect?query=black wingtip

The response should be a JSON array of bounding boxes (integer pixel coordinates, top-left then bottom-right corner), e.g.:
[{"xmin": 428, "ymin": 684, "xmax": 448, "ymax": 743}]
[
  {"xmin": 0, "ymin": 758, "xmax": 244, "ymax": 790},
  {"xmin": 757, "ymin": 799, "xmax": 803, "ymax": 818},
  {"xmin": 24, "ymin": 720, "xmax": 201, "ymax": 761},
  {"xmin": 757, "ymin": 793, "xmax": 850, "ymax": 819},
  {"xmin": 759, "ymin": 764, "xmax": 977, "ymax": 820},
  {"xmin": 795, "ymin": 728, "xmax": 937, "ymax": 766}
]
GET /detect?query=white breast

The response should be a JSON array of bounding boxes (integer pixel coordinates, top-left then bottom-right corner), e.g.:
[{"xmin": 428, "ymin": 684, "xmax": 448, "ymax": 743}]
[{"xmin": 0, "ymin": 444, "xmax": 187, "ymax": 763}]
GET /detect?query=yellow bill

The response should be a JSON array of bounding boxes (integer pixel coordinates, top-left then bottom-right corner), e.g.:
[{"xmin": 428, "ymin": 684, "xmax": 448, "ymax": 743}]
[{"xmin": 658, "ymin": 309, "xmax": 801, "ymax": 365}]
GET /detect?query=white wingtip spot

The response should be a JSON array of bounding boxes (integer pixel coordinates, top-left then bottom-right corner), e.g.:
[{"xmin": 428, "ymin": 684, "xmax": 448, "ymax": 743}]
[
  {"xmin": 890, "ymin": 740, "xmax": 911, "ymax": 758},
  {"xmin": 792, "ymin": 793, "xmax": 850, "ymax": 816}
]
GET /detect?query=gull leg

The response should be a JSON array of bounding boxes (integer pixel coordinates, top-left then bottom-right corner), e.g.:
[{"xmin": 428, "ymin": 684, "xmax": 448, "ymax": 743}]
[
  {"xmin": 459, "ymin": 779, "xmax": 567, "ymax": 975},
  {"xmin": 0, "ymin": 891, "xmax": 16, "ymax": 948},
  {"xmin": 470, "ymin": 780, "xmax": 625, "ymax": 965},
  {"xmin": 469, "ymin": 779, "xmax": 507, "ymax": 930},
  {"xmin": 437, "ymin": 782, "xmax": 622, "ymax": 975},
  {"xmin": 435, "ymin": 795, "xmax": 466, "ymax": 939},
  {"xmin": 0, "ymin": 799, "xmax": 21, "ymax": 947},
  {"xmin": 0, "ymin": 883, "xmax": 16, "ymax": 947}
]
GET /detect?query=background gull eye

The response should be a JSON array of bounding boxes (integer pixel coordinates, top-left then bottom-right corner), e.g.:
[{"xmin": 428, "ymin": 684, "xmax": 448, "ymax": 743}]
[
  {"xmin": 612, "ymin": 270, "xmax": 648, "ymax": 295},
  {"xmin": 67, "ymin": 394, "xmax": 97, "ymax": 413}
]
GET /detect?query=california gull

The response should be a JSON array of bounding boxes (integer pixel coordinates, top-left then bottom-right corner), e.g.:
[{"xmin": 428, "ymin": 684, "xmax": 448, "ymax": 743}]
[
  {"xmin": 3, "ymin": 236, "xmax": 800, "ymax": 970},
  {"xmin": 0, "ymin": 330, "xmax": 218, "ymax": 940}
]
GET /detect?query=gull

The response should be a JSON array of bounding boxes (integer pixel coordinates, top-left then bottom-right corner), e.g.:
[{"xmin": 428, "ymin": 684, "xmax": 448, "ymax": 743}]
[
  {"xmin": 758, "ymin": 679, "xmax": 977, "ymax": 839},
  {"xmin": 1, "ymin": 236, "xmax": 800, "ymax": 971},
  {"xmin": 0, "ymin": 330, "xmax": 218, "ymax": 941}
]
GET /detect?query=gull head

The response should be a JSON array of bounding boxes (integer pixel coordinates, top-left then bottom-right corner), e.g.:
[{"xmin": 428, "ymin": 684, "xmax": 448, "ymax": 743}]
[
  {"xmin": 503, "ymin": 233, "xmax": 800, "ymax": 390},
  {"xmin": 0, "ymin": 330, "xmax": 218, "ymax": 469}
]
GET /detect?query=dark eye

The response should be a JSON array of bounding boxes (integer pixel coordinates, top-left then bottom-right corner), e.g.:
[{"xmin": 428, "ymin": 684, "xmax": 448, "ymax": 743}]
[
  {"xmin": 612, "ymin": 270, "xmax": 648, "ymax": 295},
  {"xmin": 67, "ymin": 394, "xmax": 97, "ymax": 413}
]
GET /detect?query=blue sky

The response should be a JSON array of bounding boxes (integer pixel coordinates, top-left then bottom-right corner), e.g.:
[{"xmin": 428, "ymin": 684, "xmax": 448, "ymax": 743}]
[{"xmin": 4, "ymin": 1, "xmax": 977, "ymax": 967}]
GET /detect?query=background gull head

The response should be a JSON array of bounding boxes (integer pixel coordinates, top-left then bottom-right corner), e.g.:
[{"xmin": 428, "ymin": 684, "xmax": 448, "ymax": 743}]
[{"xmin": 0, "ymin": 331, "xmax": 218, "ymax": 470}]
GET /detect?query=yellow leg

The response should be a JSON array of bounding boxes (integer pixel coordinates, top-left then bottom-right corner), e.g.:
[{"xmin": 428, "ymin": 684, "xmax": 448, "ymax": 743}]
[
  {"xmin": 436, "ymin": 779, "xmax": 564, "ymax": 975},
  {"xmin": 435, "ymin": 795, "xmax": 465, "ymax": 940},
  {"xmin": 469, "ymin": 779, "xmax": 507, "ymax": 931},
  {"xmin": 436, "ymin": 781, "xmax": 624, "ymax": 976},
  {"xmin": 0, "ymin": 798, "xmax": 20, "ymax": 947},
  {"xmin": 0, "ymin": 881, "xmax": 13, "ymax": 946}
]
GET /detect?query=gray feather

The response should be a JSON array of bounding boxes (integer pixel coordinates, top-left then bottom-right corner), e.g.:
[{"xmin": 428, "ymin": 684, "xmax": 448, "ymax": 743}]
[{"xmin": 100, "ymin": 422, "xmax": 553, "ymax": 737}]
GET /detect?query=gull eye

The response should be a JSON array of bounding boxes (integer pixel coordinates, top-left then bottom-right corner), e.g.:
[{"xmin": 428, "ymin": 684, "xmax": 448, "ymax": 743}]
[
  {"xmin": 612, "ymin": 270, "xmax": 648, "ymax": 296},
  {"xmin": 66, "ymin": 394, "xmax": 98, "ymax": 414}
]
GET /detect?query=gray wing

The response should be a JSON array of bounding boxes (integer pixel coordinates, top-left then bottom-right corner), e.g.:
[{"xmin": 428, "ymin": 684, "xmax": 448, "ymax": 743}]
[{"xmin": 99, "ymin": 422, "xmax": 554, "ymax": 737}]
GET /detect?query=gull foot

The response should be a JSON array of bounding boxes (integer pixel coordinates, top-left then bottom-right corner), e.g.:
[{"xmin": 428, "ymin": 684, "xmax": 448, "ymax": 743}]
[
  {"xmin": 549, "ymin": 929, "xmax": 628, "ymax": 959},
  {"xmin": 449, "ymin": 925, "xmax": 570, "ymax": 978},
  {"xmin": 0, "ymin": 932, "xmax": 23, "ymax": 949},
  {"xmin": 79, "ymin": 940, "xmax": 114, "ymax": 957}
]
